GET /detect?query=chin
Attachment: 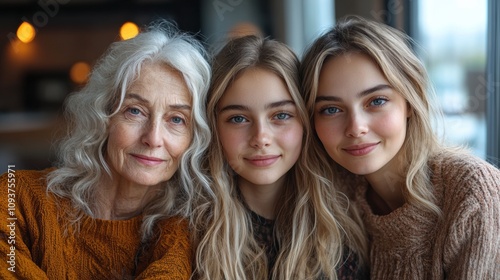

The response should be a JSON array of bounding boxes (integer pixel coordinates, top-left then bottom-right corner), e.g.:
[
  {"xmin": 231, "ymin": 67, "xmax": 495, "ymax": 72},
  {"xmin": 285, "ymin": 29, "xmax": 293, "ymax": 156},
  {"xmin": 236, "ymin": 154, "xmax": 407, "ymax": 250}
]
[
  {"xmin": 344, "ymin": 165, "xmax": 376, "ymax": 176},
  {"xmin": 247, "ymin": 177, "xmax": 280, "ymax": 186},
  {"xmin": 130, "ymin": 174, "xmax": 168, "ymax": 187}
]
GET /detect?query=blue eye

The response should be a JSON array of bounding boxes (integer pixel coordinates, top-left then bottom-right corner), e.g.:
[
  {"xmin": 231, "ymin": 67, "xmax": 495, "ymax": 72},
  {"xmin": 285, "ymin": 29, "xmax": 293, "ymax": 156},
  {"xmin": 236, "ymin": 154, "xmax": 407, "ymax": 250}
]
[
  {"xmin": 322, "ymin": 107, "xmax": 340, "ymax": 115},
  {"xmin": 275, "ymin": 113, "xmax": 290, "ymax": 120},
  {"xmin": 127, "ymin": 107, "xmax": 142, "ymax": 115},
  {"xmin": 371, "ymin": 98, "xmax": 387, "ymax": 106},
  {"xmin": 230, "ymin": 116, "xmax": 247, "ymax": 123},
  {"xmin": 171, "ymin": 116, "xmax": 185, "ymax": 124}
]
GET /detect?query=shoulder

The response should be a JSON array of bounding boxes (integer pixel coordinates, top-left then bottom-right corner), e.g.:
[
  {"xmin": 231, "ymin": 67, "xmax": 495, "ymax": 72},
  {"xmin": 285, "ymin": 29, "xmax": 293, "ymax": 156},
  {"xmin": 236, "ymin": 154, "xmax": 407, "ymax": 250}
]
[
  {"xmin": 157, "ymin": 216, "xmax": 189, "ymax": 239},
  {"xmin": 1, "ymin": 168, "xmax": 59, "ymax": 208},
  {"xmin": 429, "ymin": 152, "xmax": 500, "ymax": 277},
  {"xmin": 155, "ymin": 216, "xmax": 191, "ymax": 256},
  {"xmin": 429, "ymin": 150, "xmax": 500, "ymax": 215},
  {"xmin": 1, "ymin": 168, "xmax": 53, "ymax": 182},
  {"xmin": 429, "ymin": 150, "xmax": 499, "ymax": 190},
  {"xmin": 1, "ymin": 168, "xmax": 55, "ymax": 192}
]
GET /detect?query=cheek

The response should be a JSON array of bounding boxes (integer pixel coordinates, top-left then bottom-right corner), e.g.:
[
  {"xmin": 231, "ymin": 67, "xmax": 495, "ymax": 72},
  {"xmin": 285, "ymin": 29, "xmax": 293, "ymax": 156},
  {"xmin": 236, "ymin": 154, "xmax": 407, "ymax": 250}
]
[
  {"xmin": 105, "ymin": 124, "xmax": 132, "ymax": 170},
  {"xmin": 107, "ymin": 123, "xmax": 133, "ymax": 153},
  {"xmin": 314, "ymin": 120, "xmax": 338, "ymax": 146},
  {"xmin": 216, "ymin": 128, "xmax": 240, "ymax": 160},
  {"xmin": 281, "ymin": 125, "xmax": 303, "ymax": 151},
  {"xmin": 169, "ymin": 133, "xmax": 192, "ymax": 158},
  {"xmin": 375, "ymin": 112, "xmax": 408, "ymax": 140},
  {"xmin": 217, "ymin": 131, "xmax": 244, "ymax": 173}
]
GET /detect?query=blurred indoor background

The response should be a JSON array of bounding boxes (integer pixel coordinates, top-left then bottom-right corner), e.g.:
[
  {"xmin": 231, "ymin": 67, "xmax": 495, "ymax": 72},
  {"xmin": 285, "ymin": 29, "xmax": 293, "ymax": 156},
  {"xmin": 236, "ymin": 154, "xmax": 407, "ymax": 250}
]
[{"xmin": 1, "ymin": 0, "xmax": 499, "ymax": 170}]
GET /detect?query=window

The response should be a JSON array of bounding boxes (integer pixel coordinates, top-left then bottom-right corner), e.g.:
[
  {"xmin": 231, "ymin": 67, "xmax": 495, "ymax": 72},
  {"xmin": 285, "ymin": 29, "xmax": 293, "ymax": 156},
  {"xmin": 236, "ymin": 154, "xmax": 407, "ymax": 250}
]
[{"xmin": 416, "ymin": 0, "xmax": 488, "ymax": 158}]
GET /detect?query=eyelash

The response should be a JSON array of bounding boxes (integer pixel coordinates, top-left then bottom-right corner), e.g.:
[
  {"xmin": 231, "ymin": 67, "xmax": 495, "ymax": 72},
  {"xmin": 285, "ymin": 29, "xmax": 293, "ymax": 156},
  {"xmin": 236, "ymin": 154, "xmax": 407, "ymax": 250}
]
[
  {"xmin": 170, "ymin": 116, "xmax": 186, "ymax": 125},
  {"xmin": 227, "ymin": 111, "xmax": 293, "ymax": 124},
  {"xmin": 125, "ymin": 106, "xmax": 187, "ymax": 126},
  {"xmin": 126, "ymin": 106, "xmax": 144, "ymax": 117},
  {"xmin": 274, "ymin": 112, "xmax": 292, "ymax": 120},
  {"xmin": 370, "ymin": 96, "xmax": 388, "ymax": 107},
  {"xmin": 319, "ymin": 106, "xmax": 340, "ymax": 116},
  {"xmin": 228, "ymin": 115, "xmax": 248, "ymax": 124},
  {"xmin": 318, "ymin": 96, "xmax": 390, "ymax": 115}
]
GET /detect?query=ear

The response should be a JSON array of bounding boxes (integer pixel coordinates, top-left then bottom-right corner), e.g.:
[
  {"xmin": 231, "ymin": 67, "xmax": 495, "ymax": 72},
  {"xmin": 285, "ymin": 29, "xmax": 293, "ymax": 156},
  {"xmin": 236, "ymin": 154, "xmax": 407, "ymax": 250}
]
[{"xmin": 406, "ymin": 102, "xmax": 413, "ymax": 119}]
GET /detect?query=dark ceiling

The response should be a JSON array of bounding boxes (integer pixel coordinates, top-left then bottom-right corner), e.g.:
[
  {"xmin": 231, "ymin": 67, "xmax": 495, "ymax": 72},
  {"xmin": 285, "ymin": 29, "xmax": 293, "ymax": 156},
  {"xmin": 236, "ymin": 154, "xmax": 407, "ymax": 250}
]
[{"xmin": 0, "ymin": 0, "xmax": 202, "ymax": 36}]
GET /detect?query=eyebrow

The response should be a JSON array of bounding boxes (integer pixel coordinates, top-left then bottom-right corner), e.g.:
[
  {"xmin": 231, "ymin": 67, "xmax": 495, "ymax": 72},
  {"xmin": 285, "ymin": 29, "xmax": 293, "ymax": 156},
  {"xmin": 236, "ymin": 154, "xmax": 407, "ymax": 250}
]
[
  {"xmin": 218, "ymin": 100, "xmax": 295, "ymax": 113},
  {"xmin": 126, "ymin": 93, "xmax": 191, "ymax": 110},
  {"xmin": 315, "ymin": 84, "xmax": 392, "ymax": 103}
]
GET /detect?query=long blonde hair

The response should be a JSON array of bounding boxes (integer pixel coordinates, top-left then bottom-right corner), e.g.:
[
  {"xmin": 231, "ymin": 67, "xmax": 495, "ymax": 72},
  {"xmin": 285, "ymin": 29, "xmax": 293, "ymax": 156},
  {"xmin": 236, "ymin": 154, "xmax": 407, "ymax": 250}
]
[
  {"xmin": 191, "ymin": 35, "xmax": 367, "ymax": 280},
  {"xmin": 301, "ymin": 16, "xmax": 443, "ymax": 217}
]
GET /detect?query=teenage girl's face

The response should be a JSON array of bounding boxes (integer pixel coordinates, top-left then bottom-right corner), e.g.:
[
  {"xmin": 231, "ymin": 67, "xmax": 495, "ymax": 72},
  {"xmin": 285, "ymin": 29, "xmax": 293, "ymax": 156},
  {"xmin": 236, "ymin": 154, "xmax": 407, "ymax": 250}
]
[
  {"xmin": 217, "ymin": 67, "xmax": 303, "ymax": 188},
  {"xmin": 314, "ymin": 52, "xmax": 410, "ymax": 179}
]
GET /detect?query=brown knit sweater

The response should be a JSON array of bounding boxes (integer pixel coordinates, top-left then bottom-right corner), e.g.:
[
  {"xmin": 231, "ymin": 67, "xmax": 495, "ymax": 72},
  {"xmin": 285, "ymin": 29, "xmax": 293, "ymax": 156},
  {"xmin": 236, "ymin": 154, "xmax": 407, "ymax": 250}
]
[
  {"xmin": 355, "ymin": 151, "xmax": 500, "ymax": 279},
  {"xmin": 0, "ymin": 169, "xmax": 191, "ymax": 279}
]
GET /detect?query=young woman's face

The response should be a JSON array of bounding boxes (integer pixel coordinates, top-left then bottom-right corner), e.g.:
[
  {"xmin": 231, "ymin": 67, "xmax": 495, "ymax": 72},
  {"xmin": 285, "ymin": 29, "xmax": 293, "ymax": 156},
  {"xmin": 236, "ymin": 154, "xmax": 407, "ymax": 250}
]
[
  {"xmin": 217, "ymin": 67, "xmax": 303, "ymax": 188},
  {"xmin": 314, "ymin": 52, "xmax": 410, "ymax": 178},
  {"xmin": 106, "ymin": 63, "xmax": 192, "ymax": 188}
]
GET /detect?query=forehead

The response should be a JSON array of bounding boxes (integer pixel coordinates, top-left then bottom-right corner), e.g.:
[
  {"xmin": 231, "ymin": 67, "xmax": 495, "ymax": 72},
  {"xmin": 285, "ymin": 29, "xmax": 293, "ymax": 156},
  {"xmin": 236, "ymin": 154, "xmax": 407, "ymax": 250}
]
[
  {"xmin": 219, "ymin": 67, "xmax": 292, "ymax": 106},
  {"xmin": 128, "ymin": 62, "xmax": 191, "ymax": 104},
  {"xmin": 318, "ymin": 52, "xmax": 388, "ymax": 95}
]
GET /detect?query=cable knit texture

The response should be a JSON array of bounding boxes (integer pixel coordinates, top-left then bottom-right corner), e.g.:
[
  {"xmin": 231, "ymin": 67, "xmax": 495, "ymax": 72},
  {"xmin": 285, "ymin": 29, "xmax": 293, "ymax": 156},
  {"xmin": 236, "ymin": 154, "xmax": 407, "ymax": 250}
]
[
  {"xmin": 0, "ymin": 169, "xmax": 191, "ymax": 280},
  {"xmin": 355, "ymin": 151, "xmax": 500, "ymax": 279}
]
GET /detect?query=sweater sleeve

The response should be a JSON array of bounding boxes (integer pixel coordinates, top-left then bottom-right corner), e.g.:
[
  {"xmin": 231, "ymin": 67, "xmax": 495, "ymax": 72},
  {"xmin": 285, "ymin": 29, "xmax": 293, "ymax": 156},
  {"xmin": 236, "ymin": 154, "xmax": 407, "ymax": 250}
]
[
  {"xmin": 440, "ymin": 157, "xmax": 500, "ymax": 279},
  {"xmin": 136, "ymin": 218, "xmax": 191, "ymax": 280},
  {"xmin": 0, "ymin": 170, "xmax": 50, "ymax": 280}
]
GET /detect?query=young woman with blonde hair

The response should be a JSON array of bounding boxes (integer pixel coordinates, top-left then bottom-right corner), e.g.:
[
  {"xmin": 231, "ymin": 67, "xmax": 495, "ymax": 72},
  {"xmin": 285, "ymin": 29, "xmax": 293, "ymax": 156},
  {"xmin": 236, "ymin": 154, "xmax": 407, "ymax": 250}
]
[
  {"xmin": 191, "ymin": 35, "xmax": 368, "ymax": 279},
  {"xmin": 301, "ymin": 16, "xmax": 500, "ymax": 279}
]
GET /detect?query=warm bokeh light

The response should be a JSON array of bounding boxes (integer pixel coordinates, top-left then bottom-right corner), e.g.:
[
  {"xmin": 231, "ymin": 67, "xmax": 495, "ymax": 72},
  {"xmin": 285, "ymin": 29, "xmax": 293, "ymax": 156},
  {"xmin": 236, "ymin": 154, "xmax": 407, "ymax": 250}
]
[
  {"xmin": 17, "ymin": 22, "xmax": 36, "ymax": 43},
  {"xmin": 227, "ymin": 22, "xmax": 263, "ymax": 39},
  {"xmin": 70, "ymin": 61, "xmax": 91, "ymax": 84},
  {"xmin": 120, "ymin": 22, "xmax": 139, "ymax": 40}
]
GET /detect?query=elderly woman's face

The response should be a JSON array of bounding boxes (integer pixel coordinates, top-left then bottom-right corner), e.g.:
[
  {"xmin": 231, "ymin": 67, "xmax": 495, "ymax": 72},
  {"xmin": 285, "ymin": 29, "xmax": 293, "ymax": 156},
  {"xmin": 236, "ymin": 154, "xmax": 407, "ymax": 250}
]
[{"xmin": 106, "ymin": 63, "xmax": 192, "ymax": 187}]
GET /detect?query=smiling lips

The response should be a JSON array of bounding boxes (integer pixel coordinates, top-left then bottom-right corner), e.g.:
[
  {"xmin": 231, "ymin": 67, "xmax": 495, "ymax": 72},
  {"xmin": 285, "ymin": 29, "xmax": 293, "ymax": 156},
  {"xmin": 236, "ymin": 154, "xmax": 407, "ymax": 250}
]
[
  {"xmin": 343, "ymin": 142, "xmax": 379, "ymax": 156},
  {"xmin": 131, "ymin": 154, "xmax": 166, "ymax": 166},
  {"xmin": 246, "ymin": 155, "xmax": 281, "ymax": 167}
]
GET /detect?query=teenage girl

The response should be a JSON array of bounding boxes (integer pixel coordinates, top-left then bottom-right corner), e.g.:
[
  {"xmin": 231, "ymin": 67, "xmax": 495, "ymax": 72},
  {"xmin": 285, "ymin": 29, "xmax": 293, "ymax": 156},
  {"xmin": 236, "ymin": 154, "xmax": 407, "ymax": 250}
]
[{"xmin": 191, "ymin": 35, "xmax": 368, "ymax": 279}]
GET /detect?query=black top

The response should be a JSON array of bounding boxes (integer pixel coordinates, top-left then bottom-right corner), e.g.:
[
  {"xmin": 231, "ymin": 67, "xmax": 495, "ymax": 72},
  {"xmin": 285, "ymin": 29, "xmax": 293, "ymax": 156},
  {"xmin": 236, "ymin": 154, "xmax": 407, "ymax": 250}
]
[
  {"xmin": 249, "ymin": 210, "xmax": 368, "ymax": 279},
  {"xmin": 249, "ymin": 210, "xmax": 278, "ymax": 271}
]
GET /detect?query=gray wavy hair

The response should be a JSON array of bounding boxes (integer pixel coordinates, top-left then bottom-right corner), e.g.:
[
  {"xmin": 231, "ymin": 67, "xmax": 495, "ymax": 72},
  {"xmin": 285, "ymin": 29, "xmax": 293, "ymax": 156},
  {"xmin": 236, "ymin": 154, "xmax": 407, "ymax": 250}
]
[{"xmin": 47, "ymin": 20, "xmax": 211, "ymax": 241}]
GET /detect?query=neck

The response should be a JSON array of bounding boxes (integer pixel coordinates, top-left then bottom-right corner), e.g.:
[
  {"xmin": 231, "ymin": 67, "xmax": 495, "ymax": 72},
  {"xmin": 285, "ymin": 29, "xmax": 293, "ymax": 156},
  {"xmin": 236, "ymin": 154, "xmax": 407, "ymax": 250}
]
[
  {"xmin": 238, "ymin": 176, "xmax": 285, "ymax": 220},
  {"xmin": 364, "ymin": 170, "xmax": 405, "ymax": 215},
  {"xmin": 95, "ymin": 174, "xmax": 163, "ymax": 220}
]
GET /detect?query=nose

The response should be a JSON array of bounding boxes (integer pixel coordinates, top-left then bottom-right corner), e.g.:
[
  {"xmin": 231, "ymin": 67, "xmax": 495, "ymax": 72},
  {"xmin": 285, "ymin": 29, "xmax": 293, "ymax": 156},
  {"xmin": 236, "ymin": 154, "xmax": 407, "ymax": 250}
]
[
  {"xmin": 345, "ymin": 112, "xmax": 368, "ymax": 138},
  {"xmin": 142, "ymin": 119, "xmax": 163, "ymax": 148},
  {"xmin": 249, "ymin": 121, "xmax": 272, "ymax": 148}
]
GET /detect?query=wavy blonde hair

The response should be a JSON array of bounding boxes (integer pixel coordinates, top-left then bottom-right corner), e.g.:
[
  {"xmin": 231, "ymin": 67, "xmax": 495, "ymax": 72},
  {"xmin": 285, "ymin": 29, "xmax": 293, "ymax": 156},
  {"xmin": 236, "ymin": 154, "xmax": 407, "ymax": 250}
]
[
  {"xmin": 301, "ymin": 16, "xmax": 444, "ymax": 217},
  {"xmin": 191, "ymin": 35, "xmax": 367, "ymax": 280}
]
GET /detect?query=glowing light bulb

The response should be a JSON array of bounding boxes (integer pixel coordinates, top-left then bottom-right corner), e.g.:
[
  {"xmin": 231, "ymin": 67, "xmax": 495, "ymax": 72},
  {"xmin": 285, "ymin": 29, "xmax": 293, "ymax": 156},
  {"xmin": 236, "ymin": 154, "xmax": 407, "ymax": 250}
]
[
  {"xmin": 120, "ymin": 22, "xmax": 139, "ymax": 40},
  {"xmin": 17, "ymin": 22, "xmax": 36, "ymax": 43},
  {"xmin": 70, "ymin": 61, "xmax": 91, "ymax": 84}
]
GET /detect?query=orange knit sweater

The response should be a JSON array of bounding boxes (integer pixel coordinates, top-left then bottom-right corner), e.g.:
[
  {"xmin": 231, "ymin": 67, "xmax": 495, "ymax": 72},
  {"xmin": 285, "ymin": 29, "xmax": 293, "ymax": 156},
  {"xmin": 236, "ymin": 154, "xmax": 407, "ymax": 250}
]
[{"xmin": 0, "ymin": 169, "xmax": 191, "ymax": 279}]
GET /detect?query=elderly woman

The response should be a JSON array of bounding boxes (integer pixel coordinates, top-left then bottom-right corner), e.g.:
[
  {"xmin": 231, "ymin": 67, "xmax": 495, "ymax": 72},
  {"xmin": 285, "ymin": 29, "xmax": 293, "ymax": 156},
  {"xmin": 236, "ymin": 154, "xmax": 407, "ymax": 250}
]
[{"xmin": 0, "ymin": 21, "xmax": 210, "ymax": 279}]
